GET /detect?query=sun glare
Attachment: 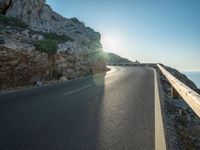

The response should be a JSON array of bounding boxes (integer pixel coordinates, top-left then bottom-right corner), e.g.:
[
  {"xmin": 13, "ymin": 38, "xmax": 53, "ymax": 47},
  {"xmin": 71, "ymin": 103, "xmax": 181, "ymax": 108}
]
[{"xmin": 101, "ymin": 35, "xmax": 119, "ymax": 53}]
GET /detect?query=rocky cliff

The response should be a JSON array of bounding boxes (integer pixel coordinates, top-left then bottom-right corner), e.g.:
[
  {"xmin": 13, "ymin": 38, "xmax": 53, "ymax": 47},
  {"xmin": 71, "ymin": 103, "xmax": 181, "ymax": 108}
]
[
  {"xmin": 0, "ymin": 0, "xmax": 106, "ymax": 89},
  {"xmin": 4, "ymin": 0, "xmax": 102, "ymax": 47}
]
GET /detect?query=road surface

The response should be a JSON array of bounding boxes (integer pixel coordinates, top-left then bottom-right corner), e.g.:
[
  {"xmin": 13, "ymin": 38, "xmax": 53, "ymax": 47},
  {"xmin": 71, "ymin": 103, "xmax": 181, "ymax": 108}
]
[{"xmin": 0, "ymin": 66, "xmax": 163, "ymax": 150}]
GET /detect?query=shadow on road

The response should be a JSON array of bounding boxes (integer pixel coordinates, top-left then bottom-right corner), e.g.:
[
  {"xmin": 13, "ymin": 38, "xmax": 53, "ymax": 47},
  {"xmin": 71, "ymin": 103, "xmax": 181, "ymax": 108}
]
[{"xmin": 0, "ymin": 72, "xmax": 107, "ymax": 150}]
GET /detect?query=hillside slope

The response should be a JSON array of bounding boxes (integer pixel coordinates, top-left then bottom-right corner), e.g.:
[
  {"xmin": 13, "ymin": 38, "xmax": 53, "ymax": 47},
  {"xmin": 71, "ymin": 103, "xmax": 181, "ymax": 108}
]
[{"xmin": 0, "ymin": 0, "xmax": 106, "ymax": 89}]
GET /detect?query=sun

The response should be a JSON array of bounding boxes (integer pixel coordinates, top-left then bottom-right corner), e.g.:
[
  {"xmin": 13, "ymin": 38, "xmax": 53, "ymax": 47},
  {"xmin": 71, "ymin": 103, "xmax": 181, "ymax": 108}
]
[{"xmin": 101, "ymin": 35, "xmax": 119, "ymax": 53}]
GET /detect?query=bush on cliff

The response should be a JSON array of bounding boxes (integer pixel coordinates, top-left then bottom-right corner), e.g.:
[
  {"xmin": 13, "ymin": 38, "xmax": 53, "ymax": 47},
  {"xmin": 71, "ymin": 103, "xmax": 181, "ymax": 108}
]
[
  {"xmin": 0, "ymin": 15, "xmax": 28, "ymax": 28},
  {"xmin": 34, "ymin": 39, "xmax": 58, "ymax": 54},
  {"xmin": 42, "ymin": 32, "xmax": 73, "ymax": 43}
]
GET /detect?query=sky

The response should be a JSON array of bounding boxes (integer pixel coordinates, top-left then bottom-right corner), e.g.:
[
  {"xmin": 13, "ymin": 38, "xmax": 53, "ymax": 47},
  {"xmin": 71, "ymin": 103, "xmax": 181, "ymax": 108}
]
[{"xmin": 46, "ymin": 0, "xmax": 200, "ymax": 71}]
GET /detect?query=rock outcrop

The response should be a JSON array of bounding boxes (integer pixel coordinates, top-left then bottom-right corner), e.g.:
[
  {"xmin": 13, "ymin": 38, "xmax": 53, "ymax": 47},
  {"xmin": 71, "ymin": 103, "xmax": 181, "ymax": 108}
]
[
  {"xmin": 4, "ymin": 0, "xmax": 101, "ymax": 48},
  {"xmin": 0, "ymin": 0, "xmax": 106, "ymax": 89}
]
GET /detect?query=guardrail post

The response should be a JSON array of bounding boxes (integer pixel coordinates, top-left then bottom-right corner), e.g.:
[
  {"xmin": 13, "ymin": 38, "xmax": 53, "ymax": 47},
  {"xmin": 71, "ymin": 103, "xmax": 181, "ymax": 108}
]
[{"xmin": 171, "ymin": 86, "xmax": 179, "ymax": 99}]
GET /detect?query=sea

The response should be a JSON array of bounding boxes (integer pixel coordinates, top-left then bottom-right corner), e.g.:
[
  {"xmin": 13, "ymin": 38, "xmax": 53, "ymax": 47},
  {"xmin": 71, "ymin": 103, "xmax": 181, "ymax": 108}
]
[{"xmin": 182, "ymin": 71, "xmax": 200, "ymax": 89}]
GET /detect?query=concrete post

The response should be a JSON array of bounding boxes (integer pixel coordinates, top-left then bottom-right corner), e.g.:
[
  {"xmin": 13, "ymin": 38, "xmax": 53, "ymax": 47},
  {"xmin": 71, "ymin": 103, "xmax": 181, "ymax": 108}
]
[{"xmin": 171, "ymin": 86, "xmax": 179, "ymax": 99}]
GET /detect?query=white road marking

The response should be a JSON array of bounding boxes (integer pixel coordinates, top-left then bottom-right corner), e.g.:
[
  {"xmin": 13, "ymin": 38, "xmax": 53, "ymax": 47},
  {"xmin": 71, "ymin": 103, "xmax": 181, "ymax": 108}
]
[
  {"xmin": 154, "ymin": 69, "xmax": 167, "ymax": 150},
  {"xmin": 63, "ymin": 84, "xmax": 92, "ymax": 96}
]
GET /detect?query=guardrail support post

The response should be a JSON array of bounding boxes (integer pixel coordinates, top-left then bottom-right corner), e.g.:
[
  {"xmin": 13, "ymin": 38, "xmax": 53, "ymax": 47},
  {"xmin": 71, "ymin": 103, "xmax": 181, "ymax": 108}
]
[{"xmin": 171, "ymin": 86, "xmax": 179, "ymax": 99}]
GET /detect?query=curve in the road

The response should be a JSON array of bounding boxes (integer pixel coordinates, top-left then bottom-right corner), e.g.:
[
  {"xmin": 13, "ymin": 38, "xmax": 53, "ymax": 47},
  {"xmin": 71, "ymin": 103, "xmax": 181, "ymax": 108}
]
[{"xmin": 0, "ymin": 66, "xmax": 166, "ymax": 150}]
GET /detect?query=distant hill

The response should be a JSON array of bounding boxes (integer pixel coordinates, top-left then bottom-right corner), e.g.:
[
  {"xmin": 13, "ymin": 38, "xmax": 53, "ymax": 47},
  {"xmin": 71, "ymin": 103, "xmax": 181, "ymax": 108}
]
[{"xmin": 103, "ymin": 52, "xmax": 133, "ymax": 64}]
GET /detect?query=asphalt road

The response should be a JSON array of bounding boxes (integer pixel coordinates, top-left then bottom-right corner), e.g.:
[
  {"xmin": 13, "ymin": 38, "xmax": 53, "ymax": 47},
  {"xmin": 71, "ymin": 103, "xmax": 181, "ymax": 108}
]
[{"xmin": 0, "ymin": 66, "xmax": 156, "ymax": 150}]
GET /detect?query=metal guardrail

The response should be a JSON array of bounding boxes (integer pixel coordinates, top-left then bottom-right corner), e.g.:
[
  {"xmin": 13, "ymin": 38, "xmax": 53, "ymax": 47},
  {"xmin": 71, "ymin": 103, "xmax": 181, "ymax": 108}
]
[
  {"xmin": 157, "ymin": 64, "xmax": 200, "ymax": 118},
  {"xmin": 108, "ymin": 63, "xmax": 156, "ymax": 67}
]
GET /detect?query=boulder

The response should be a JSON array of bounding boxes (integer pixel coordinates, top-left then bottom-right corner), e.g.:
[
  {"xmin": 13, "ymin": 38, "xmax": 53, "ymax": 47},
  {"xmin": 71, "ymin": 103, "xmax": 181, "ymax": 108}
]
[
  {"xmin": 59, "ymin": 76, "xmax": 67, "ymax": 82},
  {"xmin": 36, "ymin": 81, "xmax": 43, "ymax": 87},
  {"xmin": 37, "ymin": 35, "xmax": 44, "ymax": 41}
]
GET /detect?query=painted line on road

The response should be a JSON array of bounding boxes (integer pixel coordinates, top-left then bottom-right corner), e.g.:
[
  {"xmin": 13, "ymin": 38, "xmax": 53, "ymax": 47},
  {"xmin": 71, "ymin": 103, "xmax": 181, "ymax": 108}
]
[
  {"xmin": 63, "ymin": 84, "xmax": 92, "ymax": 96},
  {"xmin": 154, "ymin": 69, "xmax": 167, "ymax": 150}
]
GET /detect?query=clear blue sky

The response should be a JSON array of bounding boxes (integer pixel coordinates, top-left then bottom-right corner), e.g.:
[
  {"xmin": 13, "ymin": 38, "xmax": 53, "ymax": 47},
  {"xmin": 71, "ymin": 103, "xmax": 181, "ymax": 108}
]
[{"xmin": 47, "ymin": 0, "xmax": 200, "ymax": 71}]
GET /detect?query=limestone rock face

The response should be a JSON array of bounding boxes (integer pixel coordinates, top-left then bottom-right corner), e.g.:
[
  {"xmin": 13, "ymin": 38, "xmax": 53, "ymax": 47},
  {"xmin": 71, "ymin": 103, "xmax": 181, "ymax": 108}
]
[
  {"xmin": 0, "ymin": 25, "xmax": 105, "ymax": 89},
  {"xmin": 0, "ymin": 0, "xmax": 106, "ymax": 89},
  {"xmin": 0, "ymin": 46, "xmax": 49, "ymax": 88},
  {"xmin": 0, "ymin": 44, "xmax": 93, "ymax": 89},
  {"xmin": 5, "ymin": 0, "xmax": 101, "ymax": 48}
]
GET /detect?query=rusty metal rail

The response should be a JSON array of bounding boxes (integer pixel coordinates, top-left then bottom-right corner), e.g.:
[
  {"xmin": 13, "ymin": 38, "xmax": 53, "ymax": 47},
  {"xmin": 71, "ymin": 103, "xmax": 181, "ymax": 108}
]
[{"xmin": 157, "ymin": 64, "xmax": 200, "ymax": 118}]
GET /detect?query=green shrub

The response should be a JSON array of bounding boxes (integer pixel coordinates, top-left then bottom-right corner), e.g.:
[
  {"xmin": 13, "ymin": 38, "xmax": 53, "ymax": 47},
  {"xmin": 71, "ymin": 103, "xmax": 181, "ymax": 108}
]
[
  {"xmin": 70, "ymin": 17, "xmax": 81, "ymax": 24},
  {"xmin": 34, "ymin": 39, "xmax": 58, "ymax": 54},
  {"xmin": 42, "ymin": 32, "xmax": 73, "ymax": 43},
  {"xmin": 0, "ymin": 15, "xmax": 28, "ymax": 28}
]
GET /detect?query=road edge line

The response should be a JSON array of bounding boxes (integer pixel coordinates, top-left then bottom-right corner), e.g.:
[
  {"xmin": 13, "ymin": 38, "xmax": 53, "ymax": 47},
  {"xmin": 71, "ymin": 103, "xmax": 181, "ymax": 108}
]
[
  {"xmin": 154, "ymin": 69, "xmax": 167, "ymax": 150},
  {"xmin": 63, "ymin": 84, "xmax": 92, "ymax": 96}
]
